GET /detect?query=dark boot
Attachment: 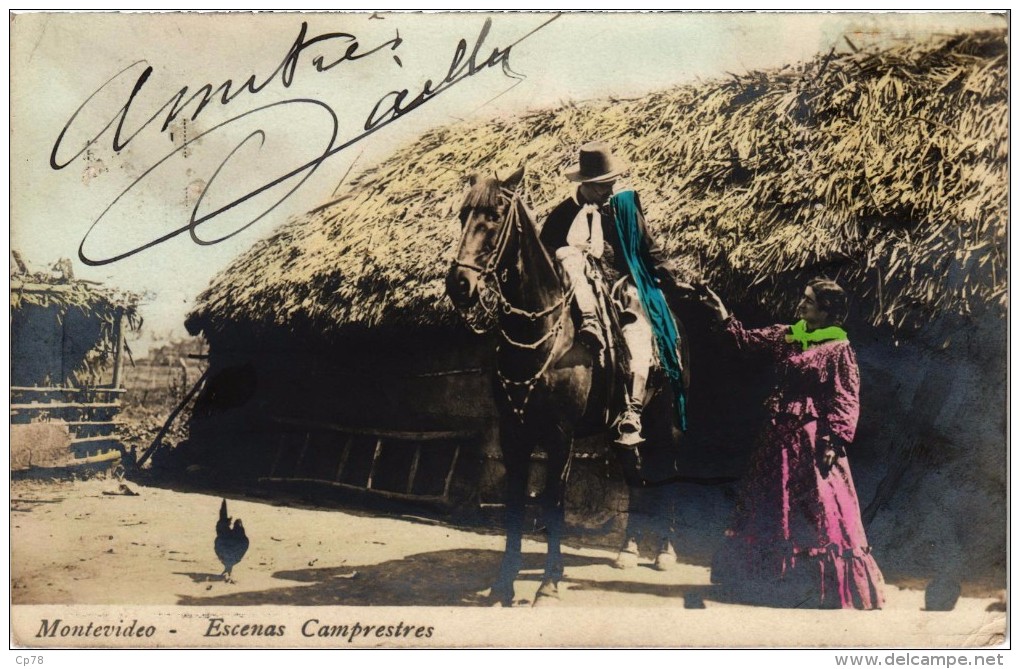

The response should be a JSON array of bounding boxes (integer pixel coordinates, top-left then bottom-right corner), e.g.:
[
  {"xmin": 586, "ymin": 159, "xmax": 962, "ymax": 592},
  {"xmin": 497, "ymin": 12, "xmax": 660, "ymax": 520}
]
[{"xmin": 577, "ymin": 314, "xmax": 605, "ymax": 354}]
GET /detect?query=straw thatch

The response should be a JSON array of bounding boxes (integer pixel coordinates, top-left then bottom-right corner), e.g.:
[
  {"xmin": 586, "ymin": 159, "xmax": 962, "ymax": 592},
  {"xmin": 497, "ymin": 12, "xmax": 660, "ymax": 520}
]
[
  {"xmin": 10, "ymin": 276, "xmax": 140, "ymax": 326},
  {"xmin": 11, "ymin": 258, "xmax": 141, "ymax": 383},
  {"xmin": 187, "ymin": 30, "xmax": 1007, "ymax": 342}
]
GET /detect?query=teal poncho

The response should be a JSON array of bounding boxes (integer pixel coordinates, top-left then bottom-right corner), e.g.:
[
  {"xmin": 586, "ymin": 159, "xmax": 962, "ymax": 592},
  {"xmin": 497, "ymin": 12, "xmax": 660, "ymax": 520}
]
[{"xmin": 610, "ymin": 190, "xmax": 687, "ymax": 431}]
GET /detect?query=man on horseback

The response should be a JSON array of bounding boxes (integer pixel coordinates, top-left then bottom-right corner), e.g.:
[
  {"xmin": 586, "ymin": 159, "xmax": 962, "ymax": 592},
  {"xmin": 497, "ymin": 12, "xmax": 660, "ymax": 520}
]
[{"xmin": 539, "ymin": 141, "xmax": 692, "ymax": 445}]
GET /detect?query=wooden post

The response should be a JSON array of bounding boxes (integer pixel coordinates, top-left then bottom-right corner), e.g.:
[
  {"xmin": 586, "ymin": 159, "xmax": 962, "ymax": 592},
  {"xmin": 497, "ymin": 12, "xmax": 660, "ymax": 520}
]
[
  {"xmin": 136, "ymin": 367, "xmax": 209, "ymax": 468},
  {"xmin": 111, "ymin": 309, "xmax": 126, "ymax": 389}
]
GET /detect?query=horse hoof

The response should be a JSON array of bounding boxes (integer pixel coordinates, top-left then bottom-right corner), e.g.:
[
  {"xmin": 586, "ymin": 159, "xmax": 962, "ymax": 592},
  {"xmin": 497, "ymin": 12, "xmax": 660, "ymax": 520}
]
[
  {"xmin": 653, "ymin": 550, "xmax": 677, "ymax": 571},
  {"xmin": 613, "ymin": 539, "xmax": 641, "ymax": 569},
  {"xmin": 495, "ymin": 592, "xmax": 515, "ymax": 607},
  {"xmin": 653, "ymin": 540, "xmax": 677, "ymax": 571},
  {"xmin": 479, "ymin": 586, "xmax": 515, "ymax": 607},
  {"xmin": 533, "ymin": 581, "xmax": 560, "ymax": 606}
]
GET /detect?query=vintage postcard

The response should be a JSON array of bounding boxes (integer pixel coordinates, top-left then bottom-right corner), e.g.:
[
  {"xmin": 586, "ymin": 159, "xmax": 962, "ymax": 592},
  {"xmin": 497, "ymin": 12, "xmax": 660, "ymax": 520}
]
[{"xmin": 9, "ymin": 11, "xmax": 1008, "ymax": 651}]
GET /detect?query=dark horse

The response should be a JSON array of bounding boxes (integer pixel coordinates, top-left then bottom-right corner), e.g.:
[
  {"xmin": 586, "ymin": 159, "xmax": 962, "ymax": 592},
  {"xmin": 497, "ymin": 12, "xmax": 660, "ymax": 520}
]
[{"xmin": 446, "ymin": 168, "xmax": 689, "ymax": 606}]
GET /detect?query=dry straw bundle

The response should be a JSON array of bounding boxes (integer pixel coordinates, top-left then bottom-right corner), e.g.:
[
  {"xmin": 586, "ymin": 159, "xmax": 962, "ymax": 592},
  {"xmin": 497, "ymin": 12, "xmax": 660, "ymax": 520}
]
[{"xmin": 188, "ymin": 30, "xmax": 1006, "ymax": 342}]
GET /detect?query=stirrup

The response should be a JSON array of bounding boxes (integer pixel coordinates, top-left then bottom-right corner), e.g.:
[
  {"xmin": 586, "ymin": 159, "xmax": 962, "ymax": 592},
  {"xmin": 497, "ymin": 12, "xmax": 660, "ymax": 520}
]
[
  {"xmin": 613, "ymin": 403, "xmax": 643, "ymax": 445},
  {"xmin": 618, "ymin": 407, "xmax": 642, "ymax": 433},
  {"xmin": 614, "ymin": 430, "xmax": 644, "ymax": 447},
  {"xmin": 614, "ymin": 404, "xmax": 644, "ymax": 447}
]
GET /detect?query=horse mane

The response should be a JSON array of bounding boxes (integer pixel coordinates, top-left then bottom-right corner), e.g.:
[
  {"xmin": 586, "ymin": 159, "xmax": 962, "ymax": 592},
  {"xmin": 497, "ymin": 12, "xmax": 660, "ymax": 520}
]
[
  {"xmin": 459, "ymin": 174, "xmax": 556, "ymax": 282},
  {"xmin": 461, "ymin": 177, "xmax": 502, "ymax": 216}
]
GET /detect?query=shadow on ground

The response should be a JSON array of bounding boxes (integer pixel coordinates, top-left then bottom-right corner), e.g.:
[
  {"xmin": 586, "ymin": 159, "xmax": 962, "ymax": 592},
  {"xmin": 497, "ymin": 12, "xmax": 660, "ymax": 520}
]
[
  {"xmin": 174, "ymin": 571, "xmax": 225, "ymax": 583},
  {"xmin": 176, "ymin": 549, "xmax": 617, "ymax": 606}
]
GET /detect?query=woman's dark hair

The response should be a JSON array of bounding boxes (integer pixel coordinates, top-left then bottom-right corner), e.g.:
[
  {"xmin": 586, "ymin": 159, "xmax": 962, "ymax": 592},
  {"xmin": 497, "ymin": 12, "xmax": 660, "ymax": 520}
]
[{"xmin": 808, "ymin": 277, "xmax": 848, "ymax": 326}]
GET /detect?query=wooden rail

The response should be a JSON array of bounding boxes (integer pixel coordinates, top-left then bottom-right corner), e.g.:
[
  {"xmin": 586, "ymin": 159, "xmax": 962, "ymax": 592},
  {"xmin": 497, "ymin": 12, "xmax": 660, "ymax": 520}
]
[
  {"xmin": 11, "ymin": 402, "xmax": 120, "ymax": 410},
  {"xmin": 11, "ymin": 386, "xmax": 126, "ymax": 394},
  {"xmin": 257, "ymin": 476, "xmax": 448, "ymax": 504},
  {"xmin": 10, "ymin": 385, "xmax": 125, "ymax": 471},
  {"xmin": 269, "ymin": 417, "xmax": 479, "ymax": 441},
  {"xmin": 263, "ymin": 417, "xmax": 479, "ymax": 504}
]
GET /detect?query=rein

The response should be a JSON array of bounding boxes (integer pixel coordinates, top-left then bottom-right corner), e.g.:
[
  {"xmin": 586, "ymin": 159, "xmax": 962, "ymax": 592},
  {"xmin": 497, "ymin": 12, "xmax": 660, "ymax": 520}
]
[{"xmin": 453, "ymin": 187, "xmax": 575, "ymax": 420}]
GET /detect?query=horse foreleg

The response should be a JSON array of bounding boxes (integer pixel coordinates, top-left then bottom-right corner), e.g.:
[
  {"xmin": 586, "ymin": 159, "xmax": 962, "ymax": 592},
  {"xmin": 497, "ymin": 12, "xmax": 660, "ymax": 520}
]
[
  {"xmin": 534, "ymin": 433, "xmax": 572, "ymax": 606},
  {"xmin": 492, "ymin": 440, "xmax": 530, "ymax": 607}
]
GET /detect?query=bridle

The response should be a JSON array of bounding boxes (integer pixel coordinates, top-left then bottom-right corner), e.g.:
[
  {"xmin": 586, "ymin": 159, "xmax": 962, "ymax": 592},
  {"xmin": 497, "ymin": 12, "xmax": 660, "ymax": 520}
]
[
  {"xmin": 451, "ymin": 186, "xmax": 517, "ymax": 334},
  {"xmin": 453, "ymin": 187, "xmax": 574, "ymax": 327},
  {"xmin": 452, "ymin": 187, "xmax": 576, "ymax": 420}
]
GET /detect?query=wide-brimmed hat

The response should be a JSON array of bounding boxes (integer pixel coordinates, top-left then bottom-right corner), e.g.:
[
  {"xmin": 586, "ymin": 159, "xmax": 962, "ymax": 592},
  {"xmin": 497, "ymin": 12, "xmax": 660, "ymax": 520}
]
[{"xmin": 565, "ymin": 141, "xmax": 625, "ymax": 183}]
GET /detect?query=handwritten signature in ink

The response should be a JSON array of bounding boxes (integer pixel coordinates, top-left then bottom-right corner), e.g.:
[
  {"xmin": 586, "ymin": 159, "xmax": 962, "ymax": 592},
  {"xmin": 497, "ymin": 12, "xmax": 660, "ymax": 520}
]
[{"xmin": 49, "ymin": 16, "xmax": 558, "ymax": 266}]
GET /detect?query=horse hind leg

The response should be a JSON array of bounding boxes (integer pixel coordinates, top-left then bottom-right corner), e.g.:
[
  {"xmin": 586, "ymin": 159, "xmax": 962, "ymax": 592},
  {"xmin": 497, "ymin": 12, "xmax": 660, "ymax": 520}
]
[
  {"xmin": 608, "ymin": 431, "xmax": 649, "ymax": 569},
  {"xmin": 647, "ymin": 483, "xmax": 679, "ymax": 572}
]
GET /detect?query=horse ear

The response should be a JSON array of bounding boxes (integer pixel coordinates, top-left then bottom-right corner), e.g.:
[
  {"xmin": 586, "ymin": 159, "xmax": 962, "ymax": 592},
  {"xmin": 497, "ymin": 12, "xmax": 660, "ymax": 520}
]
[{"xmin": 502, "ymin": 164, "xmax": 526, "ymax": 191}]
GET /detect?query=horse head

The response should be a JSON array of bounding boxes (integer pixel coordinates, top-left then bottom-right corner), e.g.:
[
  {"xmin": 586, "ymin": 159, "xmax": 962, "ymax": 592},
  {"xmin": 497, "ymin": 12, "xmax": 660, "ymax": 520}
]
[{"xmin": 446, "ymin": 166, "xmax": 525, "ymax": 311}]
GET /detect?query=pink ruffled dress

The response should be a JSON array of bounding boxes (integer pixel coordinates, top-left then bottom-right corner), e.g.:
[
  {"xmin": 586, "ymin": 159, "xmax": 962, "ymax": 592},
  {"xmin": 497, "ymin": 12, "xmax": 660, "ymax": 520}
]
[{"xmin": 711, "ymin": 318, "xmax": 886, "ymax": 609}]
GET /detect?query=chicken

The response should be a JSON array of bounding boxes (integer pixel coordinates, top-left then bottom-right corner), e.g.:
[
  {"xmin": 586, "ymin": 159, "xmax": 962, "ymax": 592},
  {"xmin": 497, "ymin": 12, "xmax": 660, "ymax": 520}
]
[{"xmin": 214, "ymin": 499, "xmax": 249, "ymax": 583}]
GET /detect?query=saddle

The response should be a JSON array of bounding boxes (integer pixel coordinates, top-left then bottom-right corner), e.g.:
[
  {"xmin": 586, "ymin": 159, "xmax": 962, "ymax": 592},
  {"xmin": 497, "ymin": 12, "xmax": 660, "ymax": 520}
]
[{"xmin": 553, "ymin": 258, "xmax": 631, "ymax": 430}]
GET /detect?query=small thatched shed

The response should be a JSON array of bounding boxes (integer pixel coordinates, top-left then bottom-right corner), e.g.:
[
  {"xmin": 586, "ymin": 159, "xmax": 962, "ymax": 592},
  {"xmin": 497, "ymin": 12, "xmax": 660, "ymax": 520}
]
[
  {"xmin": 10, "ymin": 253, "xmax": 141, "ymax": 471},
  {"xmin": 185, "ymin": 31, "xmax": 1007, "ymax": 586}
]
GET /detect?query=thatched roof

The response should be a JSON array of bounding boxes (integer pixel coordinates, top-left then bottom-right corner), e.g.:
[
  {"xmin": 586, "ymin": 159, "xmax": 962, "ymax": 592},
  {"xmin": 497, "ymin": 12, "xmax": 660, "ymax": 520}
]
[
  {"xmin": 187, "ymin": 30, "xmax": 1007, "ymax": 342},
  {"xmin": 11, "ymin": 253, "xmax": 142, "ymax": 381},
  {"xmin": 10, "ymin": 255, "xmax": 141, "ymax": 329},
  {"xmin": 10, "ymin": 277, "xmax": 139, "ymax": 322}
]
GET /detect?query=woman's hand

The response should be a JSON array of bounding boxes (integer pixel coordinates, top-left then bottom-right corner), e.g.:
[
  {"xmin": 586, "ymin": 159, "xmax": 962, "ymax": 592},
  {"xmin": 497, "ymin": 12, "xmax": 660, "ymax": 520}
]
[{"xmin": 696, "ymin": 283, "xmax": 730, "ymax": 322}]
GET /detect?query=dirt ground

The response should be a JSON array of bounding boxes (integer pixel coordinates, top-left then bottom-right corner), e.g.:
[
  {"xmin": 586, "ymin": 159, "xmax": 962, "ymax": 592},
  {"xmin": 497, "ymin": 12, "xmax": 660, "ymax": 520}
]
[{"xmin": 10, "ymin": 477, "xmax": 1007, "ymax": 648}]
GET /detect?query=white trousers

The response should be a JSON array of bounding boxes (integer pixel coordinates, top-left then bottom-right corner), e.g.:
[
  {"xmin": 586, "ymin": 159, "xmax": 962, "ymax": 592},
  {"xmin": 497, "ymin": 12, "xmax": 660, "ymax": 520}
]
[
  {"xmin": 555, "ymin": 246, "xmax": 653, "ymax": 405},
  {"xmin": 616, "ymin": 281, "xmax": 653, "ymax": 406},
  {"xmin": 555, "ymin": 246, "xmax": 599, "ymax": 316}
]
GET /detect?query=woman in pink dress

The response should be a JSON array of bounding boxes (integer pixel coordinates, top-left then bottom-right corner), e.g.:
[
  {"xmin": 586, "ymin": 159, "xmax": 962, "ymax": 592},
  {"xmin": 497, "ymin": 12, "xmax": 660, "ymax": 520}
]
[{"xmin": 699, "ymin": 278, "xmax": 885, "ymax": 609}]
